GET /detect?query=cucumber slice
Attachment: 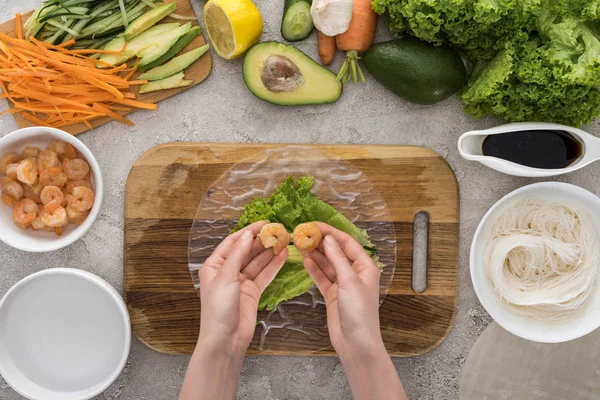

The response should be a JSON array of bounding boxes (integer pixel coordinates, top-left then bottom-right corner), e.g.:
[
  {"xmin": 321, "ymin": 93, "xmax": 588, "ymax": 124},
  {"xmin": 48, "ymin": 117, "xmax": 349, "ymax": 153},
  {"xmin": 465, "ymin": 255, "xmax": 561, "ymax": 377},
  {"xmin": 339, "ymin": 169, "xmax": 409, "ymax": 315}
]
[
  {"xmin": 138, "ymin": 22, "xmax": 191, "ymax": 67},
  {"xmin": 97, "ymin": 23, "xmax": 180, "ymax": 67},
  {"xmin": 139, "ymin": 71, "xmax": 193, "ymax": 94},
  {"xmin": 137, "ymin": 25, "xmax": 201, "ymax": 72},
  {"xmin": 124, "ymin": 2, "xmax": 177, "ymax": 40},
  {"xmin": 138, "ymin": 44, "xmax": 209, "ymax": 81},
  {"xmin": 281, "ymin": 0, "xmax": 313, "ymax": 42}
]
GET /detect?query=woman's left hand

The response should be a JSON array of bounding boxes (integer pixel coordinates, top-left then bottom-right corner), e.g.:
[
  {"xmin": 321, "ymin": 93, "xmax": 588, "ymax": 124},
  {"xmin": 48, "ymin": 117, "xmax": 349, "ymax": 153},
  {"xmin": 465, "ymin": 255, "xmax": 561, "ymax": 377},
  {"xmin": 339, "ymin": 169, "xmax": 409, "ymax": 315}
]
[{"xmin": 198, "ymin": 221, "xmax": 287, "ymax": 358}]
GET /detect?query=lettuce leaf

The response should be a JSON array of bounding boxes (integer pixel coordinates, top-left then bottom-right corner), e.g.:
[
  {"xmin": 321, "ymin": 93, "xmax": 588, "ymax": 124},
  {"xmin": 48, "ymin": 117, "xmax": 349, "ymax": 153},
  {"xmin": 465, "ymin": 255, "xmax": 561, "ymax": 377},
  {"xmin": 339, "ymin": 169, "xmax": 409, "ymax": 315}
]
[
  {"xmin": 258, "ymin": 264, "xmax": 315, "ymax": 311},
  {"xmin": 232, "ymin": 198, "xmax": 277, "ymax": 231},
  {"xmin": 373, "ymin": 0, "xmax": 600, "ymax": 126},
  {"xmin": 372, "ymin": 0, "xmax": 537, "ymax": 61},
  {"xmin": 232, "ymin": 176, "xmax": 375, "ymax": 310},
  {"xmin": 232, "ymin": 176, "xmax": 372, "ymax": 246},
  {"xmin": 461, "ymin": 28, "xmax": 600, "ymax": 126}
]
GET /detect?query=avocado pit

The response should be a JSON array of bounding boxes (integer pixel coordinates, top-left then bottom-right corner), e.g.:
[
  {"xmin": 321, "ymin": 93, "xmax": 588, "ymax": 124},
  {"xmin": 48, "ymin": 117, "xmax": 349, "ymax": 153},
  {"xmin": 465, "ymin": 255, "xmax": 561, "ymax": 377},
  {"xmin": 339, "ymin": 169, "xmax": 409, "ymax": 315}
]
[{"xmin": 261, "ymin": 55, "xmax": 304, "ymax": 93}]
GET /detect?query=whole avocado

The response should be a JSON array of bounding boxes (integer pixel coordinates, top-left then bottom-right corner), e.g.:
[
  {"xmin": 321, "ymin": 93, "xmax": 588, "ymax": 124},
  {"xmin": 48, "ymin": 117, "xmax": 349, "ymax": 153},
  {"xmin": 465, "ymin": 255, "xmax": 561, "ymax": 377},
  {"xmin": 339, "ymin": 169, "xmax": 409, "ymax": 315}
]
[{"xmin": 363, "ymin": 38, "xmax": 467, "ymax": 105}]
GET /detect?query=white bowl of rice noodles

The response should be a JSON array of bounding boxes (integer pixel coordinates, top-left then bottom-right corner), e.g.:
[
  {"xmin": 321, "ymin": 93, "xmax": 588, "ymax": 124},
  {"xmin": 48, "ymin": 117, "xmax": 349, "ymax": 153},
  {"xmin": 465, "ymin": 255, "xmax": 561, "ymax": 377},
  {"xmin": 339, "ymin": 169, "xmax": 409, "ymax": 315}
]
[{"xmin": 471, "ymin": 182, "xmax": 600, "ymax": 343}]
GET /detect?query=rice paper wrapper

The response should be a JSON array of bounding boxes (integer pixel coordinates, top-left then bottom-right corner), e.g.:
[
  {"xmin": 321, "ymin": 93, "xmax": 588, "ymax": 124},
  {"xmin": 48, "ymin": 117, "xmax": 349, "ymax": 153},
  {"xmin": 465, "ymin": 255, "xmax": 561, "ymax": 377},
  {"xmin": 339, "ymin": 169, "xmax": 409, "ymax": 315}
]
[{"xmin": 188, "ymin": 146, "xmax": 396, "ymax": 352}]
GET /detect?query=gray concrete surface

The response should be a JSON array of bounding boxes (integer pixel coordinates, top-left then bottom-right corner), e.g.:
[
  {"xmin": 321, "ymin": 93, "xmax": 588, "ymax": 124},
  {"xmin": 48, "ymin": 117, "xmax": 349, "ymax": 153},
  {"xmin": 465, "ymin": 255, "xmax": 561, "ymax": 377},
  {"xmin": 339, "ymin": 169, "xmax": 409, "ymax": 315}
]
[{"xmin": 0, "ymin": 1, "xmax": 599, "ymax": 399}]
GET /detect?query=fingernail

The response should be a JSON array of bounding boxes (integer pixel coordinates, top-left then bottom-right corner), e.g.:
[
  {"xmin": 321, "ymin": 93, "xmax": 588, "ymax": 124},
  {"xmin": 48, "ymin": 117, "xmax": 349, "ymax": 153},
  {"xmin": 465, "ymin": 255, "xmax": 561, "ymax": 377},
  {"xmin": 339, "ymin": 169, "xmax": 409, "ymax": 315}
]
[
  {"xmin": 242, "ymin": 230, "xmax": 253, "ymax": 240},
  {"xmin": 324, "ymin": 235, "xmax": 335, "ymax": 245}
]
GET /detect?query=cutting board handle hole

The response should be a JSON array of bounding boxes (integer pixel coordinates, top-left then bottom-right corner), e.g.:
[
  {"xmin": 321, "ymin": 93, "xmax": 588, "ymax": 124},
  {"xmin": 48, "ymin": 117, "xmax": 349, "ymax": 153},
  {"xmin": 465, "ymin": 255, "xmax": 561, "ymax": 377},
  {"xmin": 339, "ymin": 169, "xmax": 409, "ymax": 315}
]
[{"xmin": 412, "ymin": 211, "xmax": 429, "ymax": 293}]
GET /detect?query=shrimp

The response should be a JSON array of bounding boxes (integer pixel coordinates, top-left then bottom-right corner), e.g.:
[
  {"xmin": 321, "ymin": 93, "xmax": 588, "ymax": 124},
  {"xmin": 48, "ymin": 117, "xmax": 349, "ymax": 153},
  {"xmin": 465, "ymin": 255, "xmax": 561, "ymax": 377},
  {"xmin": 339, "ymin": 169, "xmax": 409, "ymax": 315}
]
[
  {"xmin": 5, "ymin": 163, "xmax": 19, "ymax": 180},
  {"xmin": 2, "ymin": 193, "xmax": 17, "ymax": 206},
  {"xmin": 63, "ymin": 158, "xmax": 90, "ymax": 181},
  {"xmin": 30, "ymin": 215, "xmax": 46, "ymax": 231},
  {"xmin": 37, "ymin": 149, "xmax": 60, "ymax": 173},
  {"xmin": 20, "ymin": 146, "xmax": 40, "ymax": 159},
  {"xmin": 66, "ymin": 186, "xmax": 94, "ymax": 212},
  {"xmin": 0, "ymin": 152, "xmax": 19, "ymax": 173},
  {"xmin": 15, "ymin": 221, "xmax": 29, "ymax": 230},
  {"xmin": 23, "ymin": 182, "xmax": 43, "ymax": 203},
  {"xmin": 1, "ymin": 177, "xmax": 23, "ymax": 202},
  {"xmin": 40, "ymin": 167, "xmax": 68, "ymax": 188},
  {"xmin": 66, "ymin": 206, "xmax": 89, "ymax": 225},
  {"xmin": 16, "ymin": 158, "xmax": 38, "ymax": 185},
  {"xmin": 40, "ymin": 206, "xmax": 68, "ymax": 227},
  {"xmin": 259, "ymin": 223, "xmax": 291, "ymax": 255},
  {"xmin": 65, "ymin": 179, "xmax": 91, "ymax": 194},
  {"xmin": 41, "ymin": 185, "xmax": 65, "ymax": 211},
  {"xmin": 292, "ymin": 222, "xmax": 323, "ymax": 254},
  {"xmin": 13, "ymin": 198, "xmax": 39, "ymax": 227},
  {"xmin": 50, "ymin": 141, "xmax": 76, "ymax": 160}
]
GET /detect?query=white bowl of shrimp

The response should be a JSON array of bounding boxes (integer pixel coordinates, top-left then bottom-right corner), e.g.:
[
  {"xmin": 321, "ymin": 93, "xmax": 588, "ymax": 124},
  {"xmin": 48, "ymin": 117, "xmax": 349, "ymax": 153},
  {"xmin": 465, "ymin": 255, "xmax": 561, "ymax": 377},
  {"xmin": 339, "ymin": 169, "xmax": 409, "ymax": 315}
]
[{"xmin": 0, "ymin": 126, "xmax": 102, "ymax": 252}]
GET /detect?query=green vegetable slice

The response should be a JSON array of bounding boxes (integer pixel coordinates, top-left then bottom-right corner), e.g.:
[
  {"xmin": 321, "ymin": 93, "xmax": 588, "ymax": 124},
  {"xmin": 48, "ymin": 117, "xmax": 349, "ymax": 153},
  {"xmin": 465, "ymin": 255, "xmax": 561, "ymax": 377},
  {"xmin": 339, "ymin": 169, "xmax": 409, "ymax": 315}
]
[{"xmin": 258, "ymin": 264, "xmax": 315, "ymax": 311}]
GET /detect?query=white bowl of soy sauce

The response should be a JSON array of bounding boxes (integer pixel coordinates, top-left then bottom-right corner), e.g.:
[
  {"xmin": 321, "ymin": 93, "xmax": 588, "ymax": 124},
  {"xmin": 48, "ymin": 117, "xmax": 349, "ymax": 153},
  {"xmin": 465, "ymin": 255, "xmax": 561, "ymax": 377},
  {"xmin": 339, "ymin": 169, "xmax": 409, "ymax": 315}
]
[{"xmin": 458, "ymin": 122, "xmax": 600, "ymax": 177}]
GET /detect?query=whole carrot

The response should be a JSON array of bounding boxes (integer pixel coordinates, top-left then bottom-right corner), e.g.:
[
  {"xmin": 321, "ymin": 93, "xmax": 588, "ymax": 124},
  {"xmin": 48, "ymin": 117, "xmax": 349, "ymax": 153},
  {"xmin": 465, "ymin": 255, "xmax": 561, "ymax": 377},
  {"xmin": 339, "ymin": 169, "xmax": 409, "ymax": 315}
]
[
  {"xmin": 335, "ymin": 0, "xmax": 377, "ymax": 83},
  {"xmin": 318, "ymin": 31, "xmax": 336, "ymax": 66}
]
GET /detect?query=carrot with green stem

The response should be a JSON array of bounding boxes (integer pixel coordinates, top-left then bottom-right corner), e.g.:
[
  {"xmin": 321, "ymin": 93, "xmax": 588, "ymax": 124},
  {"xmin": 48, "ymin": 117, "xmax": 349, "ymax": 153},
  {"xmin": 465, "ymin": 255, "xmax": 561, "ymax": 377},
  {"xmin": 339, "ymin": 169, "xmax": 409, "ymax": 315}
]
[{"xmin": 335, "ymin": 0, "xmax": 377, "ymax": 83}]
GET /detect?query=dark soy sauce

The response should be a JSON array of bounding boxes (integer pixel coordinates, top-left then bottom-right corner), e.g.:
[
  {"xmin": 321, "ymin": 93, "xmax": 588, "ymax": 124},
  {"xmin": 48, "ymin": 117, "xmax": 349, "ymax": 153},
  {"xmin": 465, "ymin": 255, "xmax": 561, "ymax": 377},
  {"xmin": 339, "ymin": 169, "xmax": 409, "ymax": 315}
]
[{"xmin": 482, "ymin": 130, "xmax": 583, "ymax": 169}]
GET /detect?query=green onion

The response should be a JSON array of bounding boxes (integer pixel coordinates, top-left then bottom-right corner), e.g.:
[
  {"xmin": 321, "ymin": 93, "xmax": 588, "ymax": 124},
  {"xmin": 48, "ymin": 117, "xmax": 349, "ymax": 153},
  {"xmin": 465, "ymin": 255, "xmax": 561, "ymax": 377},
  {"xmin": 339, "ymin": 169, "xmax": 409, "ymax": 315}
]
[
  {"xmin": 139, "ymin": 0, "xmax": 197, "ymax": 20},
  {"xmin": 118, "ymin": 0, "xmax": 129, "ymax": 28},
  {"xmin": 26, "ymin": 0, "xmax": 160, "ymax": 48},
  {"xmin": 46, "ymin": 19, "xmax": 80, "ymax": 37}
]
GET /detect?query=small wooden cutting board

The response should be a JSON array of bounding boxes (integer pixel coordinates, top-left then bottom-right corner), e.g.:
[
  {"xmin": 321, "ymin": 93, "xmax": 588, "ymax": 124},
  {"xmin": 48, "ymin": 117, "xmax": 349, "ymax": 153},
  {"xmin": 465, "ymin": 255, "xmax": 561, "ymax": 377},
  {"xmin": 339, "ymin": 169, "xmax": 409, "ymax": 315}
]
[
  {"xmin": 0, "ymin": 0, "xmax": 212, "ymax": 135},
  {"xmin": 124, "ymin": 143, "xmax": 460, "ymax": 356}
]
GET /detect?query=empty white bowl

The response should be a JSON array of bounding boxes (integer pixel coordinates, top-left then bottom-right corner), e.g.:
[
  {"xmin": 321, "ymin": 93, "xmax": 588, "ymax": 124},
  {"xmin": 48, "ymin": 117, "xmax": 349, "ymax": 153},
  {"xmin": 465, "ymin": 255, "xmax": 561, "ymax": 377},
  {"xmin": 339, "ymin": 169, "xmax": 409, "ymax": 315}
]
[
  {"xmin": 0, "ymin": 268, "xmax": 131, "ymax": 400},
  {"xmin": 470, "ymin": 182, "xmax": 600, "ymax": 343},
  {"xmin": 0, "ymin": 126, "xmax": 103, "ymax": 252}
]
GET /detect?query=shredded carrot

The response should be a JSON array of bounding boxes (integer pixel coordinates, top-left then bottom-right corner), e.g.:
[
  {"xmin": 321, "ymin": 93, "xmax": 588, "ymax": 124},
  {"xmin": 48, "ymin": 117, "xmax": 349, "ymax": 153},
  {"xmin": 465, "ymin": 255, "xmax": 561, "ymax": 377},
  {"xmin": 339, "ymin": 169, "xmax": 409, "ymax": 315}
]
[
  {"xmin": 9, "ymin": 84, "xmax": 91, "ymax": 108},
  {"xmin": 36, "ymin": 38, "xmax": 126, "ymax": 56},
  {"xmin": 127, "ymin": 80, "xmax": 148, "ymax": 85},
  {"xmin": 125, "ymin": 58, "xmax": 140, "ymax": 81},
  {"xmin": 106, "ymin": 105, "xmax": 133, "ymax": 112},
  {"xmin": 57, "ymin": 40, "xmax": 76, "ymax": 48},
  {"xmin": 114, "ymin": 98, "xmax": 157, "ymax": 110},
  {"xmin": 22, "ymin": 112, "xmax": 51, "ymax": 126},
  {"xmin": 70, "ymin": 47, "xmax": 127, "ymax": 55},
  {"xmin": 0, "ymin": 25, "xmax": 155, "ymax": 130},
  {"xmin": 15, "ymin": 14, "xmax": 22, "ymax": 41},
  {"xmin": 92, "ymin": 102, "xmax": 134, "ymax": 126}
]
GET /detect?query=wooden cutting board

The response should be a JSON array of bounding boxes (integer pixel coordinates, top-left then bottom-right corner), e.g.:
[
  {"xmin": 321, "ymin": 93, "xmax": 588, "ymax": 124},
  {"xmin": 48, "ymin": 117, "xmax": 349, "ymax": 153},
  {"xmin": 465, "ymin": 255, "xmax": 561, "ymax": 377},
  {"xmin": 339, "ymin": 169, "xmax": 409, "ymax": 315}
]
[
  {"xmin": 124, "ymin": 143, "xmax": 460, "ymax": 356},
  {"xmin": 0, "ymin": 0, "xmax": 211, "ymax": 135}
]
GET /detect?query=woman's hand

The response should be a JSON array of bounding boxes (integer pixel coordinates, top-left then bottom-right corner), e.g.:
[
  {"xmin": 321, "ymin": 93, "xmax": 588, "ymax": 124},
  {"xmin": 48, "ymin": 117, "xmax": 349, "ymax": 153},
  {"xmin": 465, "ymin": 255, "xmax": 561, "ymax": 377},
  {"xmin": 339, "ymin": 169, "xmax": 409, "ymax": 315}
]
[
  {"xmin": 303, "ymin": 222, "xmax": 383, "ymax": 357},
  {"xmin": 304, "ymin": 222, "xmax": 407, "ymax": 400},
  {"xmin": 198, "ymin": 220, "xmax": 288, "ymax": 357},
  {"xmin": 180, "ymin": 221, "xmax": 287, "ymax": 400}
]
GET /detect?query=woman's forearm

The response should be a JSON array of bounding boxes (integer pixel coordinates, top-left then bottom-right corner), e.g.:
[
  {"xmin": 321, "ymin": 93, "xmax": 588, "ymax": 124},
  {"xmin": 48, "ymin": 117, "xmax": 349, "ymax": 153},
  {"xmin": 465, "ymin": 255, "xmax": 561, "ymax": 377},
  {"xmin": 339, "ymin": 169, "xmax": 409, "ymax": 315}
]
[
  {"xmin": 339, "ymin": 342, "xmax": 408, "ymax": 400},
  {"xmin": 179, "ymin": 338, "xmax": 245, "ymax": 400}
]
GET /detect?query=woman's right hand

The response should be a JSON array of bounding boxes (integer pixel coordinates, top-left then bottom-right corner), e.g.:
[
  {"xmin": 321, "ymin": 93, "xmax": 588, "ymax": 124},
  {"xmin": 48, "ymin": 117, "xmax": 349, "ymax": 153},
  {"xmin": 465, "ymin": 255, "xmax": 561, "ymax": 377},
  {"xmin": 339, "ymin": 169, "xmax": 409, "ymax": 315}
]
[
  {"xmin": 304, "ymin": 223, "xmax": 407, "ymax": 400},
  {"xmin": 303, "ymin": 222, "xmax": 384, "ymax": 358}
]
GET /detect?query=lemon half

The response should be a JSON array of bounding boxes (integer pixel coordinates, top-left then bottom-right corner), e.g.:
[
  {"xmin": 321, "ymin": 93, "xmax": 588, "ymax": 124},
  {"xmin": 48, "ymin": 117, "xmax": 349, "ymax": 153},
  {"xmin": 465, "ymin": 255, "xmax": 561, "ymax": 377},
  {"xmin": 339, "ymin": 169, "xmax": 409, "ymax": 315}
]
[{"xmin": 204, "ymin": 0, "xmax": 263, "ymax": 60}]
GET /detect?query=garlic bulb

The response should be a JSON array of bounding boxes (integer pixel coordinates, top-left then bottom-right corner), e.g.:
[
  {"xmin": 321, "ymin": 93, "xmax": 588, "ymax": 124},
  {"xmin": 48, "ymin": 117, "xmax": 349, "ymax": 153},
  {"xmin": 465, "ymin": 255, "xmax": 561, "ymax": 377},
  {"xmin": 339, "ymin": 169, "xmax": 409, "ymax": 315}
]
[{"xmin": 310, "ymin": 0, "xmax": 354, "ymax": 37}]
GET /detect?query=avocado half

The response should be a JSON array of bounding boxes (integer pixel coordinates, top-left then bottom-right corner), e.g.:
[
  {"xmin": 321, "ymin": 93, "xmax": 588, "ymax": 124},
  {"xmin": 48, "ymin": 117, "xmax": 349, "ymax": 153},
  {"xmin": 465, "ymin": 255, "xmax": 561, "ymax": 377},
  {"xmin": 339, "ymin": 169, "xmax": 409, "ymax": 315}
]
[{"xmin": 243, "ymin": 41, "xmax": 342, "ymax": 106}]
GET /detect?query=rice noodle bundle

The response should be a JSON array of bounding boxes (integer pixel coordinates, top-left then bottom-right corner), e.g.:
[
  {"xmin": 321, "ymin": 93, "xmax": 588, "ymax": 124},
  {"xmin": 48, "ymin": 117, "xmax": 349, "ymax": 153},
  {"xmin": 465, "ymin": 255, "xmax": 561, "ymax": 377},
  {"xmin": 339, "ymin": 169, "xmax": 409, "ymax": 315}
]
[{"xmin": 484, "ymin": 200, "xmax": 599, "ymax": 320}]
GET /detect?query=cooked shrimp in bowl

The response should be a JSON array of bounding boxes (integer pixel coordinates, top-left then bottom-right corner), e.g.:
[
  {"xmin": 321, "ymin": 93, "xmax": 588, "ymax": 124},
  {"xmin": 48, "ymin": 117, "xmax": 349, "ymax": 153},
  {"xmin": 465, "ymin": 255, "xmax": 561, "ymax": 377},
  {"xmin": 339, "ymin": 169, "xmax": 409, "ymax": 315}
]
[
  {"xmin": 63, "ymin": 158, "xmax": 89, "ymax": 181},
  {"xmin": 16, "ymin": 158, "xmax": 38, "ymax": 185},
  {"xmin": 13, "ymin": 199, "xmax": 39, "ymax": 227},
  {"xmin": 0, "ymin": 142, "xmax": 96, "ymax": 235}
]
